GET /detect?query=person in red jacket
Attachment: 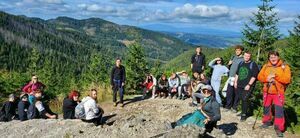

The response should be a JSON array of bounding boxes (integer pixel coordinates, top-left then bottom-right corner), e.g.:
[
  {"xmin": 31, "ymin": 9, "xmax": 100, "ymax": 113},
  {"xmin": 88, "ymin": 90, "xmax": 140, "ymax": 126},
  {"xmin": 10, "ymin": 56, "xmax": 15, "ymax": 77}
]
[
  {"xmin": 257, "ymin": 51, "xmax": 291, "ymax": 137},
  {"xmin": 22, "ymin": 74, "xmax": 46, "ymax": 104}
]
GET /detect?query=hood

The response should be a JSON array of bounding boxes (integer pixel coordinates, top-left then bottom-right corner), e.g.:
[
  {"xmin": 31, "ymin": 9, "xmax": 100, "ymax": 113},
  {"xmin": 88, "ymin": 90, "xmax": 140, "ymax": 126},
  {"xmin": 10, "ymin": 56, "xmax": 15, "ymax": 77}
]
[{"xmin": 267, "ymin": 59, "xmax": 284, "ymax": 67}]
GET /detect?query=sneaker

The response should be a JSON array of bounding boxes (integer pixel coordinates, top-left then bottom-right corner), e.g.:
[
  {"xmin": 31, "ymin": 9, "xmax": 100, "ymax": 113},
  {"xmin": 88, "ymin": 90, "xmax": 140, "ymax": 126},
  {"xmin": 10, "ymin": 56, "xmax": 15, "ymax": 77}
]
[
  {"xmin": 259, "ymin": 123, "xmax": 271, "ymax": 129},
  {"xmin": 275, "ymin": 129, "xmax": 284, "ymax": 137},
  {"xmin": 151, "ymin": 96, "xmax": 155, "ymax": 99},
  {"xmin": 240, "ymin": 114, "xmax": 247, "ymax": 122},
  {"xmin": 120, "ymin": 103, "xmax": 124, "ymax": 108},
  {"xmin": 231, "ymin": 109, "xmax": 238, "ymax": 113}
]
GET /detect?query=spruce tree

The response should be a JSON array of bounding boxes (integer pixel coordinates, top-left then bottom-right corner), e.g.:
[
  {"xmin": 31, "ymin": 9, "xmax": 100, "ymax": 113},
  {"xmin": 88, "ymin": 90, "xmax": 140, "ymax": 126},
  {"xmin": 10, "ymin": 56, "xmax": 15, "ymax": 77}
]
[
  {"xmin": 125, "ymin": 42, "xmax": 148, "ymax": 92},
  {"xmin": 27, "ymin": 47, "xmax": 40, "ymax": 75},
  {"xmin": 242, "ymin": 0, "xmax": 280, "ymax": 63}
]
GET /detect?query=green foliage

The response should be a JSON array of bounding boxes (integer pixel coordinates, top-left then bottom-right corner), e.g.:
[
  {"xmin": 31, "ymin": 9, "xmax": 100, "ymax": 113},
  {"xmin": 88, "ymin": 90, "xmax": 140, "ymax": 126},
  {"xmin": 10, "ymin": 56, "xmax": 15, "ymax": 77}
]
[
  {"xmin": 242, "ymin": 0, "xmax": 280, "ymax": 63},
  {"xmin": 125, "ymin": 42, "xmax": 148, "ymax": 93}
]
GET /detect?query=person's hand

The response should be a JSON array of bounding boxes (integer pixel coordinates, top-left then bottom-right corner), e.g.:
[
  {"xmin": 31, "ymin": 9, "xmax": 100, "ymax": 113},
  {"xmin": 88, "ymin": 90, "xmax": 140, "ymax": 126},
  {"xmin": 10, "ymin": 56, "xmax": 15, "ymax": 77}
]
[
  {"xmin": 267, "ymin": 74, "xmax": 275, "ymax": 83},
  {"xmin": 244, "ymin": 84, "xmax": 250, "ymax": 91},
  {"xmin": 122, "ymin": 82, "xmax": 125, "ymax": 86},
  {"xmin": 203, "ymin": 118, "xmax": 210, "ymax": 124},
  {"xmin": 234, "ymin": 82, "xmax": 237, "ymax": 89},
  {"xmin": 228, "ymin": 60, "xmax": 233, "ymax": 65}
]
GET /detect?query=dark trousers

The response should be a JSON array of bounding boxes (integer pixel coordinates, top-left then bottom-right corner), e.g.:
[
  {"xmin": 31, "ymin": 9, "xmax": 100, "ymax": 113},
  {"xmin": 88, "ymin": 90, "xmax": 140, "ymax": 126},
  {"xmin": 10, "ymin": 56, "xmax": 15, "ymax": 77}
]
[
  {"xmin": 82, "ymin": 114, "xmax": 103, "ymax": 126},
  {"xmin": 113, "ymin": 80, "xmax": 124, "ymax": 104},
  {"xmin": 234, "ymin": 87, "xmax": 252, "ymax": 115},
  {"xmin": 157, "ymin": 87, "xmax": 168, "ymax": 97},
  {"xmin": 225, "ymin": 85, "xmax": 235, "ymax": 109},
  {"xmin": 205, "ymin": 121, "xmax": 217, "ymax": 133}
]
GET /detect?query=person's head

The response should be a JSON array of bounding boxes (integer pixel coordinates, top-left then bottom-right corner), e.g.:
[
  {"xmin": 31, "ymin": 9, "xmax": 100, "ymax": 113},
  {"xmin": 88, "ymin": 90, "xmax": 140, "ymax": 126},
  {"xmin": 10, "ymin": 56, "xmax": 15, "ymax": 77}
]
[
  {"xmin": 68, "ymin": 90, "xmax": 80, "ymax": 101},
  {"xmin": 34, "ymin": 89, "xmax": 42, "ymax": 100},
  {"xmin": 161, "ymin": 74, "xmax": 166, "ymax": 80},
  {"xmin": 196, "ymin": 47, "xmax": 202, "ymax": 54},
  {"xmin": 200, "ymin": 73, "xmax": 206, "ymax": 80},
  {"xmin": 268, "ymin": 51, "xmax": 280, "ymax": 65},
  {"xmin": 243, "ymin": 51, "xmax": 252, "ymax": 62},
  {"xmin": 115, "ymin": 58, "xmax": 122, "ymax": 67},
  {"xmin": 216, "ymin": 57, "xmax": 223, "ymax": 65},
  {"xmin": 90, "ymin": 89, "xmax": 97, "ymax": 100},
  {"xmin": 31, "ymin": 74, "xmax": 38, "ymax": 83},
  {"xmin": 170, "ymin": 73, "xmax": 176, "ymax": 79},
  {"xmin": 181, "ymin": 70, "xmax": 188, "ymax": 76},
  {"xmin": 202, "ymin": 85, "xmax": 213, "ymax": 98},
  {"xmin": 20, "ymin": 94, "xmax": 29, "ymax": 102},
  {"xmin": 8, "ymin": 94, "xmax": 16, "ymax": 102},
  {"xmin": 193, "ymin": 72, "xmax": 199, "ymax": 79},
  {"xmin": 234, "ymin": 45, "xmax": 244, "ymax": 56}
]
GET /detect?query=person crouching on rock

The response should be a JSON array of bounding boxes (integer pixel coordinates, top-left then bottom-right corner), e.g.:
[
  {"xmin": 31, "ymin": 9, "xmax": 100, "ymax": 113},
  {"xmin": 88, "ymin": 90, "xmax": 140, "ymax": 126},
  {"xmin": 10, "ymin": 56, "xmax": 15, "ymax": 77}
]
[
  {"xmin": 0, "ymin": 94, "xmax": 18, "ymax": 122},
  {"xmin": 29, "ymin": 90, "xmax": 57, "ymax": 119},
  {"xmin": 142, "ymin": 72, "xmax": 157, "ymax": 99},
  {"xmin": 63, "ymin": 90, "xmax": 80, "ymax": 119},
  {"xmin": 199, "ymin": 85, "xmax": 221, "ymax": 133},
  {"xmin": 82, "ymin": 89, "xmax": 104, "ymax": 126}
]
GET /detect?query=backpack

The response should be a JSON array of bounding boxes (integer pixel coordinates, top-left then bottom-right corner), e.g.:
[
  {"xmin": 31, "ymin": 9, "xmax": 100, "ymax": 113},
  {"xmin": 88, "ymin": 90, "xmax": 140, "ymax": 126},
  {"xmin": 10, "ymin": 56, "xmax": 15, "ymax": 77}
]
[
  {"xmin": 27, "ymin": 103, "xmax": 39, "ymax": 119},
  {"xmin": 75, "ymin": 100, "xmax": 88, "ymax": 119}
]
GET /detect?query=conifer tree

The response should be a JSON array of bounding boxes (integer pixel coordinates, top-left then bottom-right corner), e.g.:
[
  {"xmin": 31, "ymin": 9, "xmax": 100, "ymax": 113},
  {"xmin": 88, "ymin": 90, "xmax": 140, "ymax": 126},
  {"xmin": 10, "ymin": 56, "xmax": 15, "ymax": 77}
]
[{"xmin": 242, "ymin": 0, "xmax": 280, "ymax": 63}]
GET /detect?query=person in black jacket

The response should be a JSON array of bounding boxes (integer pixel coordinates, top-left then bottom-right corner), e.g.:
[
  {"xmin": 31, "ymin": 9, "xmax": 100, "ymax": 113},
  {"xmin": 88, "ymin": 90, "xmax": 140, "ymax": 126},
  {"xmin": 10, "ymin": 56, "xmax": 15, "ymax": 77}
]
[
  {"xmin": 0, "ymin": 94, "xmax": 17, "ymax": 122},
  {"xmin": 63, "ymin": 90, "xmax": 80, "ymax": 119},
  {"xmin": 110, "ymin": 58, "xmax": 126, "ymax": 107},
  {"xmin": 18, "ymin": 93, "xmax": 30, "ymax": 121},
  {"xmin": 199, "ymin": 85, "xmax": 221, "ymax": 133},
  {"xmin": 191, "ymin": 47, "xmax": 206, "ymax": 74}
]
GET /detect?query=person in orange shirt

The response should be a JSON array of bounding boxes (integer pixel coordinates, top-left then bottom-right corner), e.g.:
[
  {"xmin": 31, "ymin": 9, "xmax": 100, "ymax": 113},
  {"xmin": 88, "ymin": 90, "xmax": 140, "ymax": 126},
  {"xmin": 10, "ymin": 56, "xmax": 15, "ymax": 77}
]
[{"xmin": 257, "ymin": 51, "xmax": 291, "ymax": 137}]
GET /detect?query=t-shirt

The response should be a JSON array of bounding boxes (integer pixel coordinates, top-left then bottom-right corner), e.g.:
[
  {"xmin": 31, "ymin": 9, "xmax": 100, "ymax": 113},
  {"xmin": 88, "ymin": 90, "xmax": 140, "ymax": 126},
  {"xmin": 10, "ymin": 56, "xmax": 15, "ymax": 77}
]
[
  {"xmin": 236, "ymin": 61, "xmax": 259, "ymax": 88},
  {"xmin": 229, "ymin": 55, "xmax": 244, "ymax": 77}
]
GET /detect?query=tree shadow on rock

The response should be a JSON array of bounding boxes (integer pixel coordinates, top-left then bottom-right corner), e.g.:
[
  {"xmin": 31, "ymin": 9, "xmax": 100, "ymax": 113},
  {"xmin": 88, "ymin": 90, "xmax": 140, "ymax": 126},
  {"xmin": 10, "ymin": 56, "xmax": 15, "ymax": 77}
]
[{"xmin": 217, "ymin": 122, "xmax": 238, "ymax": 136}]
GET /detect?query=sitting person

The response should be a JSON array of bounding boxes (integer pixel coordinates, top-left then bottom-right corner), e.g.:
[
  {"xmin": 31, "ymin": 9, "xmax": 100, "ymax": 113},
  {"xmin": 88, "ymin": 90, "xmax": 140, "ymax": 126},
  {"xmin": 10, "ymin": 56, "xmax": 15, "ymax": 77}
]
[
  {"xmin": 82, "ymin": 89, "xmax": 104, "ymax": 126},
  {"xmin": 0, "ymin": 94, "xmax": 17, "ymax": 122},
  {"xmin": 176, "ymin": 70, "xmax": 191, "ymax": 100},
  {"xmin": 168, "ymin": 73, "xmax": 180, "ymax": 99},
  {"xmin": 27, "ymin": 90, "xmax": 57, "ymax": 119},
  {"xmin": 18, "ymin": 93, "xmax": 30, "ymax": 121},
  {"xmin": 157, "ymin": 74, "xmax": 169, "ymax": 98},
  {"xmin": 63, "ymin": 90, "xmax": 80, "ymax": 119},
  {"xmin": 190, "ymin": 73, "xmax": 210, "ymax": 106},
  {"xmin": 176, "ymin": 85, "xmax": 221, "ymax": 133},
  {"xmin": 142, "ymin": 73, "xmax": 157, "ymax": 99},
  {"xmin": 22, "ymin": 74, "xmax": 46, "ymax": 104}
]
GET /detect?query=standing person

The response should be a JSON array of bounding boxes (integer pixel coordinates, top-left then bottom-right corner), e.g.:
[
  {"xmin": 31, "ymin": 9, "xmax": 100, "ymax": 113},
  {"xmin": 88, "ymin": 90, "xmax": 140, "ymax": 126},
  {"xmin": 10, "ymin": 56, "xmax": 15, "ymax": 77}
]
[
  {"xmin": 22, "ymin": 74, "xmax": 46, "ymax": 104},
  {"xmin": 82, "ymin": 89, "xmax": 104, "ymax": 126},
  {"xmin": 168, "ymin": 73, "xmax": 179, "ymax": 99},
  {"xmin": 63, "ymin": 90, "xmax": 80, "ymax": 119},
  {"xmin": 233, "ymin": 51, "xmax": 259, "ymax": 121},
  {"xmin": 0, "ymin": 94, "xmax": 17, "ymax": 122},
  {"xmin": 208, "ymin": 57, "xmax": 229, "ymax": 105},
  {"xmin": 142, "ymin": 73, "xmax": 157, "ymax": 99},
  {"xmin": 225, "ymin": 45, "xmax": 244, "ymax": 112},
  {"xmin": 18, "ymin": 93, "xmax": 30, "ymax": 121},
  {"xmin": 157, "ymin": 74, "xmax": 169, "ymax": 98},
  {"xmin": 191, "ymin": 47, "xmax": 206, "ymax": 74},
  {"xmin": 257, "ymin": 51, "xmax": 291, "ymax": 137},
  {"xmin": 111, "ymin": 58, "xmax": 126, "ymax": 107}
]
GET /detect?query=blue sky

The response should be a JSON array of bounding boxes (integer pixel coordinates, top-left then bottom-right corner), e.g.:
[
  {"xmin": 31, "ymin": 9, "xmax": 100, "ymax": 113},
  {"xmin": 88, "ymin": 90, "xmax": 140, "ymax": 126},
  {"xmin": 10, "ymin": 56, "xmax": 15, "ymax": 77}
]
[{"xmin": 0, "ymin": 0, "xmax": 299, "ymax": 34}]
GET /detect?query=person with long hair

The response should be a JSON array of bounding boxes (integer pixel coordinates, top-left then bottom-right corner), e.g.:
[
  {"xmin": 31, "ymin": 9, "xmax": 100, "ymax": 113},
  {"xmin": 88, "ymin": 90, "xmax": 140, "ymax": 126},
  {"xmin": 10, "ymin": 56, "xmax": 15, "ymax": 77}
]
[{"xmin": 63, "ymin": 90, "xmax": 80, "ymax": 119}]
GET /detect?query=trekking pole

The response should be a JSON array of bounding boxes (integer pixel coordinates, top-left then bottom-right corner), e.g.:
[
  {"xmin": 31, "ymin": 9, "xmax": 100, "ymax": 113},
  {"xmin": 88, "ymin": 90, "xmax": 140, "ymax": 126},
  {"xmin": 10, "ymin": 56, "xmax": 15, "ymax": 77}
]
[{"xmin": 252, "ymin": 82, "xmax": 270, "ymax": 130}]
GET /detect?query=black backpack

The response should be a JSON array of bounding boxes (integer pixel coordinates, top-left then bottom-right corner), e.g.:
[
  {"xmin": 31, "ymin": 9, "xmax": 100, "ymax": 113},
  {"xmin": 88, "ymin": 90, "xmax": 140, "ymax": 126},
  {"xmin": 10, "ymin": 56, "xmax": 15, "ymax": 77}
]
[{"xmin": 27, "ymin": 103, "xmax": 39, "ymax": 119}]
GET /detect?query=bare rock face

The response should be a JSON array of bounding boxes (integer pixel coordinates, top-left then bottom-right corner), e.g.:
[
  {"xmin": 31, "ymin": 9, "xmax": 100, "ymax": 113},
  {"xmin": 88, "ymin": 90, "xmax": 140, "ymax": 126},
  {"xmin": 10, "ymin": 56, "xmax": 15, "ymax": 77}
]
[{"xmin": 0, "ymin": 97, "xmax": 297, "ymax": 138}]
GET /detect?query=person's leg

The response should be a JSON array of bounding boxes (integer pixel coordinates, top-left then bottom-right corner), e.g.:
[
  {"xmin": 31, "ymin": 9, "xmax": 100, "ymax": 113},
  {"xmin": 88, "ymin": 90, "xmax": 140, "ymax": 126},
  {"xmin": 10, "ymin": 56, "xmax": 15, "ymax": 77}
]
[
  {"xmin": 205, "ymin": 121, "xmax": 217, "ymax": 133},
  {"xmin": 262, "ymin": 93, "xmax": 273, "ymax": 126},
  {"xmin": 119, "ymin": 81, "xmax": 124, "ymax": 104},
  {"xmin": 232, "ymin": 87, "xmax": 241, "ymax": 112},
  {"xmin": 212, "ymin": 80, "xmax": 222, "ymax": 104},
  {"xmin": 178, "ymin": 86, "xmax": 182, "ymax": 99},
  {"xmin": 113, "ymin": 81, "xmax": 118, "ymax": 104},
  {"xmin": 273, "ymin": 94, "xmax": 285, "ymax": 132},
  {"xmin": 241, "ymin": 89, "xmax": 251, "ymax": 120},
  {"xmin": 225, "ymin": 85, "xmax": 234, "ymax": 109}
]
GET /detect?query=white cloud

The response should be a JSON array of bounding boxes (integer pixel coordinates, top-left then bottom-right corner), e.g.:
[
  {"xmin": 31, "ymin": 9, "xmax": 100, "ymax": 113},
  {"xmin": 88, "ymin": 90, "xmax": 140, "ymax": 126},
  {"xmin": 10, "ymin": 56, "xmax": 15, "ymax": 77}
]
[{"xmin": 38, "ymin": 0, "xmax": 64, "ymax": 4}]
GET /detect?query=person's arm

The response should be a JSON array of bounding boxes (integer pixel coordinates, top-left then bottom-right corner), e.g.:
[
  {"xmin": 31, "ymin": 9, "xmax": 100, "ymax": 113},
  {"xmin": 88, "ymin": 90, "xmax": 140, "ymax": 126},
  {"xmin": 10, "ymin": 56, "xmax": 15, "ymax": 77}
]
[
  {"xmin": 174, "ymin": 78, "xmax": 179, "ymax": 87},
  {"xmin": 110, "ymin": 67, "xmax": 115, "ymax": 86},
  {"xmin": 191, "ymin": 55, "xmax": 194, "ymax": 69},
  {"xmin": 122, "ymin": 66, "xmax": 126, "ymax": 85},
  {"xmin": 234, "ymin": 74, "xmax": 238, "ymax": 89},
  {"xmin": 91, "ymin": 100, "xmax": 100, "ymax": 114},
  {"xmin": 223, "ymin": 66, "xmax": 229, "ymax": 76},
  {"xmin": 208, "ymin": 58, "xmax": 216, "ymax": 68},
  {"xmin": 275, "ymin": 65, "xmax": 291, "ymax": 85},
  {"xmin": 202, "ymin": 54, "xmax": 206, "ymax": 71},
  {"xmin": 153, "ymin": 76, "xmax": 157, "ymax": 86},
  {"xmin": 22, "ymin": 82, "xmax": 32, "ymax": 93}
]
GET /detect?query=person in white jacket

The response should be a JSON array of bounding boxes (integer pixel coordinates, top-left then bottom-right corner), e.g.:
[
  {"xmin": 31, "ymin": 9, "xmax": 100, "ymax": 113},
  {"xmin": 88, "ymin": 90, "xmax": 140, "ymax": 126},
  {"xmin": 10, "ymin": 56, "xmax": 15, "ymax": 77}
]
[
  {"xmin": 82, "ymin": 89, "xmax": 104, "ymax": 126},
  {"xmin": 142, "ymin": 73, "xmax": 157, "ymax": 99}
]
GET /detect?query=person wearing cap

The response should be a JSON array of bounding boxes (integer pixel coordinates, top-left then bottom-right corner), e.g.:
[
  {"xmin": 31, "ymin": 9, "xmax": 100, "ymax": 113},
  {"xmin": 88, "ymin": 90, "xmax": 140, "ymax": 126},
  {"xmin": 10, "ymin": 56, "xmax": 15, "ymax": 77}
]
[
  {"xmin": 176, "ymin": 70, "xmax": 191, "ymax": 100},
  {"xmin": 0, "ymin": 94, "xmax": 17, "ymax": 122},
  {"xmin": 18, "ymin": 93, "xmax": 30, "ymax": 121},
  {"xmin": 142, "ymin": 73, "xmax": 157, "ymax": 99},
  {"xmin": 199, "ymin": 85, "xmax": 221, "ymax": 133},
  {"xmin": 208, "ymin": 57, "xmax": 229, "ymax": 105},
  {"xmin": 63, "ymin": 90, "xmax": 80, "ymax": 119}
]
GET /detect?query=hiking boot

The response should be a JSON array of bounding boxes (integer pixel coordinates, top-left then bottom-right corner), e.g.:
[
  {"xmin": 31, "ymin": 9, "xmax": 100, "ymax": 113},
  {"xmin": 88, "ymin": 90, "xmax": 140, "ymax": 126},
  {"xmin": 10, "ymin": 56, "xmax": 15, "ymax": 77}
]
[
  {"xmin": 120, "ymin": 103, "xmax": 124, "ymax": 108},
  {"xmin": 259, "ymin": 123, "xmax": 272, "ymax": 129},
  {"xmin": 275, "ymin": 129, "xmax": 284, "ymax": 137},
  {"xmin": 240, "ymin": 114, "xmax": 247, "ymax": 122}
]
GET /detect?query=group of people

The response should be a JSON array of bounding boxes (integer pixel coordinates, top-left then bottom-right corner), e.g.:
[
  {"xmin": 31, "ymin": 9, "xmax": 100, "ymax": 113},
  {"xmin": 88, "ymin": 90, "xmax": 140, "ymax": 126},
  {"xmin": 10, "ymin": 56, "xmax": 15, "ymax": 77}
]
[{"xmin": 0, "ymin": 46, "xmax": 292, "ymax": 137}]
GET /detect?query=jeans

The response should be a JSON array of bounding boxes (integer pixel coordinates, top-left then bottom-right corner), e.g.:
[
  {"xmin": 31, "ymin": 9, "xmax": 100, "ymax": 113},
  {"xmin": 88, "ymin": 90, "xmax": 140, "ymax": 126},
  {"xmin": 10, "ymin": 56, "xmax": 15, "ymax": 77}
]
[
  {"xmin": 211, "ymin": 80, "xmax": 222, "ymax": 104},
  {"xmin": 178, "ymin": 84, "xmax": 189, "ymax": 97},
  {"xmin": 192, "ymin": 92, "xmax": 204, "ymax": 104},
  {"xmin": 234, "ymin": 87, "xmax": 253, "ymax": 115},
  {"xmin": 225, "ymin": 85, "xmax": 235, "ymax": 109},
  {"xmin": 113, "ymin": 79, "xmax": 124, "ymax": 104}
]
